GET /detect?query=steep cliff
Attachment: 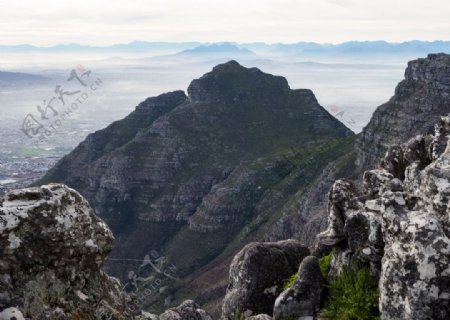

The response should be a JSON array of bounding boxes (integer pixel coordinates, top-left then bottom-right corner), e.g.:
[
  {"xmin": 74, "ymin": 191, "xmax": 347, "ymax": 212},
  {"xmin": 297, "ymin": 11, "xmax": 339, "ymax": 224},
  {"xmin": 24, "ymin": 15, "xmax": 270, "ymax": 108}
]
[{"xmin": 356, "ymin": 53, "xmax": 450, "ymax": 172}]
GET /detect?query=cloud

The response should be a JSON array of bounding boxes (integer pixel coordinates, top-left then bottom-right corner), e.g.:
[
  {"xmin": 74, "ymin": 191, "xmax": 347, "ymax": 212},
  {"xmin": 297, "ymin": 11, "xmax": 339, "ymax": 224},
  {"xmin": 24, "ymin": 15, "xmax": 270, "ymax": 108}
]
[{"xmin": 0, "ymin": 0, "xmax": 449, "ymax": 45}]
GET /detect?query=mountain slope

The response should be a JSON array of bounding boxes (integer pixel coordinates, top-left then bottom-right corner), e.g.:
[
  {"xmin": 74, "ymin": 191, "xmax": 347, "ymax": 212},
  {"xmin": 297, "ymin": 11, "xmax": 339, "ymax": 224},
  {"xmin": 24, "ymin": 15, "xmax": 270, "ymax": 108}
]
[{"xmin": 39, "ymin": 60, "xmax": 353, "ymax": 312}]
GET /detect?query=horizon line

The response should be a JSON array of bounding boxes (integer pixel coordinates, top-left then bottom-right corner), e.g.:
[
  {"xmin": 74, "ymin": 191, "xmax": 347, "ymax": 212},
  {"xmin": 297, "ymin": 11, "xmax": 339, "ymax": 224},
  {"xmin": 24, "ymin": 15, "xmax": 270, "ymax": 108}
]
[{"xmin": 2, "ymin": 39, "xmax": 450, "ymax": 49}]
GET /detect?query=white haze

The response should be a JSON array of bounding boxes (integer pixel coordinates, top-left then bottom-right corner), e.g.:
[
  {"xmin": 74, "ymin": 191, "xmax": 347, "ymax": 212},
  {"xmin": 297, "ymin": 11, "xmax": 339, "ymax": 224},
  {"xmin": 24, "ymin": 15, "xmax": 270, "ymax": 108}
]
[{"xmin": 0, "ymin": 51, "xmax": 406, "ymax": 141}]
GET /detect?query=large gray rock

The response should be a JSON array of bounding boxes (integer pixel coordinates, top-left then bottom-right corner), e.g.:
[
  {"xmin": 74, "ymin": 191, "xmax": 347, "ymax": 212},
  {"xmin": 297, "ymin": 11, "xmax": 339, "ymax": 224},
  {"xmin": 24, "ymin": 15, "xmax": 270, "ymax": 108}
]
[
  {"xmin": 318, "ymin": 116, "xmax": 450, "ymax": 319},
  {"xmin": 318, "ymin": 179, "xmax": 361, "ymax": 246},
  {"xmin": 379, "ymin": 117, "xmax": 450, "ymax": 319},
  {"xmin": 222, "ymin": 240, "xmax": 309, "ymax": 319},
  {"xmin": 273, "ymin": 256, "xmax": 324, "ymax": 320},
  {"xmin": 0, "ymin": 184, "xmax": 140, "ymax": 319},
  {"xmin": 159, "ymin": 300, "xmax": 212, "ymax": 320}
]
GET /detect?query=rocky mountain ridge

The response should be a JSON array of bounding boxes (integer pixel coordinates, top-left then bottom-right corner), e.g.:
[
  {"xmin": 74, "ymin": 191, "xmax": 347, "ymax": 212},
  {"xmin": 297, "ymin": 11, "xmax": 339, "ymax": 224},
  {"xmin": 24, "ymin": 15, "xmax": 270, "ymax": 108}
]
[
  {"xmin": 355, "ymin": 53, "xmax": 450, "ymax": 172},
  {"xmin": 38, "ymin": 60, "xmax": 353, "ymax": 312}
]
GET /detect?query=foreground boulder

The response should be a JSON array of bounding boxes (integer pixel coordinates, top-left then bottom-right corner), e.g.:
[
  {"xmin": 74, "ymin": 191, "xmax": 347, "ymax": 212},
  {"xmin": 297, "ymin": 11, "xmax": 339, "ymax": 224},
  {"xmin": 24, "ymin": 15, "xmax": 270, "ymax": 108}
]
[
  {"xmin": 318, "ymin": 116, "xmax": 450, "ymax": 319},
  {"xmin": 0, "ymin": 184, "xmax": 141, "ymax": 319},
  {"xmin": 159, "ymin": 300, "xmax": 212, "ymax": 320},
  {"xmin": 273, "ymin": 256, "xmax": 324, "ymax": 320},
  {"xmin": 221, "ymin": 240, "xmax": 309, "ymax": 319}
]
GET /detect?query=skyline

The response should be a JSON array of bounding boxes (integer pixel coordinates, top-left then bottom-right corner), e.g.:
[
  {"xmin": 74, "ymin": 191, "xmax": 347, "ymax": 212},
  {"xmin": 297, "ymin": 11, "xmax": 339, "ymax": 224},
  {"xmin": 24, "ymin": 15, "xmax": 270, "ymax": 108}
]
[
  {"xmin": 2, "ymin": 39, "xmax": 450, "ymax": 48},
  {"xmin": 0, "ymin": 0, "xmax": 449, "ymax": 46}
]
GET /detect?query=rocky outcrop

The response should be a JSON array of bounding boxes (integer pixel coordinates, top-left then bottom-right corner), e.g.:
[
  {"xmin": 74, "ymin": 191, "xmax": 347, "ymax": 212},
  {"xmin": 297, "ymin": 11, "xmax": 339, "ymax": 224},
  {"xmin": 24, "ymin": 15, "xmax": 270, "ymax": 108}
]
[
  {"xmin": 356, "ymin": 53, "xmax": 450, "ymax": 172},
  {"xmin": 0, "ymin": 184, "xmax": 143, "ymax": 319},
  {"xmin": 221, "ymin": 240, "xmax": 309, "ymax": 319},
  {"xmin": 273, "ymin": 256, "xmax": 324, "ymax": 320},
  {"xmin": 318, "ymin": 116, "xmax": 450, "ymax": 319},
  {"xmin": 159, "ymin": 300, "xmax": 212, "ymax": 320}
]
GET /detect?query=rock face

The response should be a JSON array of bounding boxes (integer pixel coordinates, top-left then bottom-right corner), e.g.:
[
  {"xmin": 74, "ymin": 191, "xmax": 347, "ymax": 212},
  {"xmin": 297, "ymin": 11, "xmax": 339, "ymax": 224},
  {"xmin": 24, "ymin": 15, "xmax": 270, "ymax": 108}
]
[
  {"xmin": 264, "ymin": 53, "xmax": 450, "ymax": 265},
  {"xmin": 318, "ymin": 116, "xmax": 450, "ymax": 319},
  {"xmin": 0, "ymin": 184, "xmax": 140, "ymax": 319},
  {"xmin": 356, "ymin": 53, "xmax": 450, "ymax": 172},
  {"xmin": 273, "ymin": 256, "xmax": 324, "ymax": 320},
  {"xmin": 39, "ymin": 60, "xmax": 353, "ymax": 311},
  {"xmin": 159, "ymin": 300, "xmax": 212, "ymax": 320},
  {"xmin": 221, "ymin": 240, "xmax": 309, "ymax": 319}
]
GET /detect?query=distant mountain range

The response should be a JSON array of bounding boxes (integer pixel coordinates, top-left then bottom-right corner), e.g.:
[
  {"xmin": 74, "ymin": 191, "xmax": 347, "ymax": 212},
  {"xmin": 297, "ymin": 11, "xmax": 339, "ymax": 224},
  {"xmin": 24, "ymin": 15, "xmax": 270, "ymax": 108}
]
[
  {"xmin": 2, "ymin": 40, "xmax": 449, "ymax": 57},
  {"xmin": 177, "ymin": 43, "xmax": 253, "ymax": 55},
  {"xmin": 149, "ymin": 43, "xmax": 257, "ymax": 61},
  {"xmin": 0, "ymin": 71, "xmax": 47, "ymax": 85},
  {"xmin": 0, "ymin": 41, "xmax": 201, "ymax": 53}
]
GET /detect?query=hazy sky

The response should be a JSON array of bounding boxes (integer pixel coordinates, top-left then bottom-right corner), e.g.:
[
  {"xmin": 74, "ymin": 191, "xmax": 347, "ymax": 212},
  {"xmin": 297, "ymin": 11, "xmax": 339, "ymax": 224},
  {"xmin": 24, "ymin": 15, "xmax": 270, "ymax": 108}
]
[{"xmin": 0, "ymin": 0, "xmax": 449, "ymax": 46}]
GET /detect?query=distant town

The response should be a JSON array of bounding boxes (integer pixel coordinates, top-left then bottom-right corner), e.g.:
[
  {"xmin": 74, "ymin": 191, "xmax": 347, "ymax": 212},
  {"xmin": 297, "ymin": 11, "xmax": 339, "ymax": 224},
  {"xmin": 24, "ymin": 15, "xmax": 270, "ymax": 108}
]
[{"xmin": 0, "ymin": 120, "xmax": 96, "ymax": 194}]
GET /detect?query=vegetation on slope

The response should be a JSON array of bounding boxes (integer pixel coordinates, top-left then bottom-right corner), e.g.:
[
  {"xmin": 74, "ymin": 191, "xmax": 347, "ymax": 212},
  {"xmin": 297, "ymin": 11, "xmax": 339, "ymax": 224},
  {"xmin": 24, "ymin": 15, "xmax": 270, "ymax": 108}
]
[{"xmin": 321, "ymin": 267, "xmax": 380, "ymax": 320}]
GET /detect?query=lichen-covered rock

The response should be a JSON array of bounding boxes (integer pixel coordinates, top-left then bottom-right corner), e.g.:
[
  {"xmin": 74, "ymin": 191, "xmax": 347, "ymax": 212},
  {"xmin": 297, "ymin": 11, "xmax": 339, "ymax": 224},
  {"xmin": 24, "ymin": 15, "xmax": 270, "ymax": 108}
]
[
  {"xmin": 221, "ymin": 240, "xmax": 309, "ymax": 319},
  {"xmin": 247, "ymin": 314, "xmax": 272, "ymax": 320},
  {"xmin": 0, "ymin": 184, "xmax": 140, "ymax": 319},
  {"xmin": 273, "ymin": 256, "xmax": 324, "ymax": 320},
  {"xmin": 317, "ymin": 179, "xmax": 362, "ymax": 246},
  {"xmin": 318, "ymin": 116, "xmax": 450, "ymax": 319},
  {"xmin": 136, "ymin": 311, "xmax": 160, "ymax": 320},
  {"xmin": 0, "ymin": 307, "xmax": 25, "ymax": 320},
  {"xmin": 159, "ymin": 300, "xmax": 212, "ymax": 320}
]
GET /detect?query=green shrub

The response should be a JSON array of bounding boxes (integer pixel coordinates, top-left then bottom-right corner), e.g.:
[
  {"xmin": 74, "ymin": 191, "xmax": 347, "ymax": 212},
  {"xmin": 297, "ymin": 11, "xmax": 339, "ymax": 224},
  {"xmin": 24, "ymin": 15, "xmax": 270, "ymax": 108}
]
[
  {"xmin": 283, "ymin": 273, "xmax": 299, "ymax": 290},
  {"xmin": 321, "ymin": 267, "xmax": 380, "ymax": 320},
  {"xmin": 234, "ymin": 308, "xmax": 246, "ymax": 320},
  {"xmin": 319, "ymin": 251, "xmax": 333, "ymax": 278}
]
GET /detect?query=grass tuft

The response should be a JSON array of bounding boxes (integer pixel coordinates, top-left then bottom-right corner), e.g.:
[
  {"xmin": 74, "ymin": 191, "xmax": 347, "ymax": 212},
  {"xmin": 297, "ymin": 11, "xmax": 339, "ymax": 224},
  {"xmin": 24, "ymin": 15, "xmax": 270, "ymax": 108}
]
[
  {"xmin": 321, "ymin": 267, "xmax": 380, "ymax": 320},
  {"xmin": 283, "ymin": 273, "xmax": 299, "ymax": 290},
  {"xmin": 319, "ymin": 251, "xmax": 333, "ymax": 278}
]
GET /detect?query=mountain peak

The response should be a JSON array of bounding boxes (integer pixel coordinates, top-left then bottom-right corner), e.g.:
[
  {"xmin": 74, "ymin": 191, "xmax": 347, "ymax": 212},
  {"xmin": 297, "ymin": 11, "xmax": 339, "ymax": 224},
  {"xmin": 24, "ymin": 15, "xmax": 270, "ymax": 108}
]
[
  {"xmin": 187, "ymin": 60, "xmax": 290, "ymax": 103},
  {"xmin": 39, "ymin": 62, "xmax": 353, "ymax": 315}
]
